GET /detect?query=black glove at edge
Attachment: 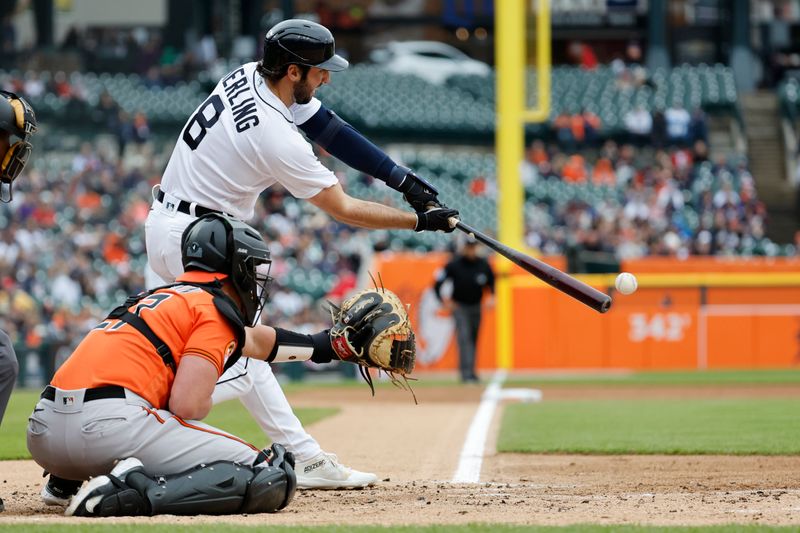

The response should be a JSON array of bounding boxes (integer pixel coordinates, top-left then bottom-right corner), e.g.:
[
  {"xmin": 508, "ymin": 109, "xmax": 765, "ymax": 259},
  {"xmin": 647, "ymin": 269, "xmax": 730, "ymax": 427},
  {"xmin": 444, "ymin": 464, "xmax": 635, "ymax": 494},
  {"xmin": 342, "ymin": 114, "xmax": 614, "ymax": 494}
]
[{"xmin": 415, "ymin": 207, "xmax": 459, "ymax": 233}]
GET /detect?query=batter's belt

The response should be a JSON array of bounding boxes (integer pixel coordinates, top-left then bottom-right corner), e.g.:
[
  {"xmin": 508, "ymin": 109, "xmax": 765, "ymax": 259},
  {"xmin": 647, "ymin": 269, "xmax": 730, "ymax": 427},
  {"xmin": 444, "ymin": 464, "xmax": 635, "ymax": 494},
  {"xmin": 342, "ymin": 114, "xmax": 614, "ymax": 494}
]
[{"xmin": 155, "ymin": 188, "xmax": 226, "ymax": 218}]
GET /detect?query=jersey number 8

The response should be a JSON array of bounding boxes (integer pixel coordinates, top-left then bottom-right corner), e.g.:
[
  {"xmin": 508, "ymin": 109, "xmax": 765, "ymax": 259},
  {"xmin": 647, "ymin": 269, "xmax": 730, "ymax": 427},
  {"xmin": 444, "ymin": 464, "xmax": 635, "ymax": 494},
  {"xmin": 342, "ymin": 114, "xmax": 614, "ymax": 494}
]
[{"xmin": 183, "ymin": 95, "xmax": 225, "ymax": 150}]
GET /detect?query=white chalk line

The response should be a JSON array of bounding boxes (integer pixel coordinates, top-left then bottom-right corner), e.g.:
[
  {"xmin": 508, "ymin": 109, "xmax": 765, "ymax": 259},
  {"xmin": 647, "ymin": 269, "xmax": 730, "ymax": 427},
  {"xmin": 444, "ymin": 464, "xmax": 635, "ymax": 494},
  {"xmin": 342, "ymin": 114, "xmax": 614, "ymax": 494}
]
[{"xmin": 451, "ymin": 370, "xmax": 542, "ymax": 483}]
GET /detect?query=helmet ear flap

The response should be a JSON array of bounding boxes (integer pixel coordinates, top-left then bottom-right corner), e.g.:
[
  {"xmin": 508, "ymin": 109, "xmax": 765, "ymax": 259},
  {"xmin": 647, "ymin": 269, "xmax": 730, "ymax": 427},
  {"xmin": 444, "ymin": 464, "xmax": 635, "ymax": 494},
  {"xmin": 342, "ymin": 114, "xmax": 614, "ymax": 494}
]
[{"xmin": 180, "ymin": 213, "xmax": 233, "ymax": 274}]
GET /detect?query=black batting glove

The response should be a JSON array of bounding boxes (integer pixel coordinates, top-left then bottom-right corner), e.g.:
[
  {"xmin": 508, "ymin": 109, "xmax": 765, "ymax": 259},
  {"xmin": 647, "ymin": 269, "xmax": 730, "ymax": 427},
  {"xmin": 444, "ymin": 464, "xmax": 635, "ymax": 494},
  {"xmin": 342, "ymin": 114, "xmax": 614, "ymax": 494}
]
[
  {"xmin": 415, "ymin": 206, "xmax": 459, "ymax": 233},
  {"xmin": 393, "ymin": 167, "xmax": 441, "ymax": 212}
]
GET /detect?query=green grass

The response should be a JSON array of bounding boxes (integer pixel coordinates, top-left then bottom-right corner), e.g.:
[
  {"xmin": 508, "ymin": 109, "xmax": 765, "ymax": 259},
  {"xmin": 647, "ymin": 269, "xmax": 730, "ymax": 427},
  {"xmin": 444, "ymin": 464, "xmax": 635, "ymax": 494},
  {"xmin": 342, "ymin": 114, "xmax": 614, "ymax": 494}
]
[
  {"xmin": 505, "ymin": 369, "xmax": 800, "ymax": 387},
  {"xmin": 0, "ymin": 390, "xmax": 337, "ymax": 460},
  {"xmin": 2, "ymin": 524, "xmax": 800, "ymax": 532},
  {"xmin": 0, "ymin": 390, "xmax": 40, "ymax": 459},
  {"xmin": 499, "ymin": 398, "xmax": 800, "ymax": 455}
]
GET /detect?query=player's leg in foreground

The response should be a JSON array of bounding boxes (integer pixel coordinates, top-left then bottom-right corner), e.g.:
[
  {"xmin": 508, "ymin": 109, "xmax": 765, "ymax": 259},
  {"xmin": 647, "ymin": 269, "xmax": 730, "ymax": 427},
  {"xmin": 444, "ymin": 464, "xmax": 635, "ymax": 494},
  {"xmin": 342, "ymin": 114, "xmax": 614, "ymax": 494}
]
[{"xmin": 0, "ymin": 331, "xmax": 19, "ymax": 513}]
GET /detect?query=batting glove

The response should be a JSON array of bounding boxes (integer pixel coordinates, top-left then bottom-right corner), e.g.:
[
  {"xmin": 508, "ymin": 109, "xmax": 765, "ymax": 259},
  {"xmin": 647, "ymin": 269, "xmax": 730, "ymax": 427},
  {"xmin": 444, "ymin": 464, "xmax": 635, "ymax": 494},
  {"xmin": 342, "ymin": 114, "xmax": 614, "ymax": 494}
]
[
  {"xmin": 393, "ymin": 167, "xmax": 441, "ymax": 212},
  {"xmin": 414, "ymin": 206, "xmax": 459, "ymax": 233}
]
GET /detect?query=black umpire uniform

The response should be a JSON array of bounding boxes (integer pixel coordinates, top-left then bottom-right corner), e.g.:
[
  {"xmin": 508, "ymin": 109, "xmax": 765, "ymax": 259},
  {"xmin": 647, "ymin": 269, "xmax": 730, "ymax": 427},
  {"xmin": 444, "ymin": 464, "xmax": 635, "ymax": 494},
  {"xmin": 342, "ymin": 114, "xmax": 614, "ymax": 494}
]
[
  {"xmin": 0, "ymin": 90, "xmax": 37, "ymax": 513},
  {"xmin": 433, "ymin": 238, "xmax": 495, "ymax": 383}
]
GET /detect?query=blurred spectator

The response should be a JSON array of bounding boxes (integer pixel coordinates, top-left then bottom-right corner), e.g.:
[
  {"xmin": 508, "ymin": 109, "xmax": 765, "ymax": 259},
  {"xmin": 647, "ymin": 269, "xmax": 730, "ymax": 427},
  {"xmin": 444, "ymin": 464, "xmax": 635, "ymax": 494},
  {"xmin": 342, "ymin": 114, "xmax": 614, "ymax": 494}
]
[
  {"xmin": 528, "ymin": 139, "xmax": 549, "ymax": 165},
  {"xmin": 553, "ymin": 112, "xmax": 576, "ymax": 151},
  {"xmin": 689, "ymin": 107, "xmax": 709, "ymax": 144},
  {"xmin": 670, "ymin": 146, "xmax": 693, "ymax": 173},
  {"xmin": 623, "ymin": 105, "xmax": 653, "ymax": 145},
  {"xmin": 692, "ymin": 140, "xmax": 710, "ymax": 164},
  {"xmin": 142, "ymin": 66, "xmax": 164, "ymax": 89},
  {"xmin": 592, "ymin": 157, "xmax": 616, "ymax": 186},
  {"xmin": 52, "ymin": 72, "xmax": 74, "ymax": 99},
  {"xmin": 115, "ymin": 111, "xmax": 135, "ymax": 156},
  {"xmin": 562, "ymin": 154, "xmax": 588, "ymax": 183},
  {"xmin": 665, "ymin": 102, "xmax": 692, "ymax": 145},
  {"xmin": 579, "ymin": 109, "xmax": 601, "ymax": 147},
  {"xmin": 568, "ymin": 41, "xmax": 598, "ymax": 70},
  {"xmin": 132, "ymin": 111, "xmax": 151, "ymax": 146},
  {"xmin": 651, "ymin": 109, "xmax": 667, "ymax": 149},
  {"xmin": 93, "ymin": 90, "xmax": 121, "ymax": 130},
  {"xmin": 612, "ymin": 42, "xmax": 648, "ymax": 90},
  {"xmin": 23, "ymin": 73, "xmax": 45, "ymax": 99}
]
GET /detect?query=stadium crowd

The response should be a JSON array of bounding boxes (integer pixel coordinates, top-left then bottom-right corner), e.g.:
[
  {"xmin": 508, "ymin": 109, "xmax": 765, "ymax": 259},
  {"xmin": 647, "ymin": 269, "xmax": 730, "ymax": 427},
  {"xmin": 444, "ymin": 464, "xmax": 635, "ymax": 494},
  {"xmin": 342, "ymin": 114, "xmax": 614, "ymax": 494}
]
[
  {"xmin": 521, "ymin": 139, "xmax": 773, "ymax": 259},
  {"xmin": 0, "ymin": 64, "xmax": 791, "ymax": 385}
]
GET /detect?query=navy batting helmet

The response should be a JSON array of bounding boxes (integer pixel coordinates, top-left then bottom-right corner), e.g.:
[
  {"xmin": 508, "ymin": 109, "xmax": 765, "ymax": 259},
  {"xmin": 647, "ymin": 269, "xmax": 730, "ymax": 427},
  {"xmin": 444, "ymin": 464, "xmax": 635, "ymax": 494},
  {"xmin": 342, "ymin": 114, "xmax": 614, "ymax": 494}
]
[
  {"xmin": 261, "ymin": 19, "xmax": 349, "ymax": 75},
  {"xmin": 181, "ymin": 213, "xmax": 273, "ymax": 326}
]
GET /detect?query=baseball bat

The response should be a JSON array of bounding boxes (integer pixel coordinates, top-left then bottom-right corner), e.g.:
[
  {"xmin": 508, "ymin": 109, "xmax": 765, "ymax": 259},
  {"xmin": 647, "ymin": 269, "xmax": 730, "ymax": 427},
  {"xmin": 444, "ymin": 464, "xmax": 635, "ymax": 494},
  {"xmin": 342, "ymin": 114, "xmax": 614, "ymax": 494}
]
[{"xmin": 450, "ymin": 218, "xmax": 612, "ymax": 313}]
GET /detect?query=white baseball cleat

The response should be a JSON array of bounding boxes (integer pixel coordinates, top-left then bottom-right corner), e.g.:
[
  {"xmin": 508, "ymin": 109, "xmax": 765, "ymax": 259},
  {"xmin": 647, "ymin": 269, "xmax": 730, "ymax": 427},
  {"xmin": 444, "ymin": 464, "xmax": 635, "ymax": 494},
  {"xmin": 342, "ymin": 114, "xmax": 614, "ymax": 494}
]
[
  {"xmin": 65, "ymin": 458, "xmax": 146, "ymax": 517},
  {"xmin": 41, "ymin": 483, "xmax": 72, "ymax": 507},
  {"xmin": 41, "ymin": 475, "xmax": 83, "ymax": 507},
  {"xmin": 294, "ymin": 452, "xmax": 378, "ymax": 490}
]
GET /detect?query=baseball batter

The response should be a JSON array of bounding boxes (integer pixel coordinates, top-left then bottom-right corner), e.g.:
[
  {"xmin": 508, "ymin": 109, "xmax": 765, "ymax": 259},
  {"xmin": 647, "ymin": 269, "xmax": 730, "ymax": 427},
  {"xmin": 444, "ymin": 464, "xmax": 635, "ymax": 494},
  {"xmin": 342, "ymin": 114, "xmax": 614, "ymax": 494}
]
[
  {"xmin": 130, "ymin": 19, "xmax": 456, "ymax": 493},
  {"xmin": 0, "ymin": 90, "xmax": 37, "ymax": 513}
]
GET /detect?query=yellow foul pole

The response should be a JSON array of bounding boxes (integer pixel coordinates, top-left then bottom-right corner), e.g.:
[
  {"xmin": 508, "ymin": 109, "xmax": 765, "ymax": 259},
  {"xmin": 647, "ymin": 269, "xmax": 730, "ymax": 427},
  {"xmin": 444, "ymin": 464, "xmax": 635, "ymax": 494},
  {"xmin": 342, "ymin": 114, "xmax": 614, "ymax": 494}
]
[{"xmin": 494, "ymin": 0, "xmax": 550, "ymax": 369}]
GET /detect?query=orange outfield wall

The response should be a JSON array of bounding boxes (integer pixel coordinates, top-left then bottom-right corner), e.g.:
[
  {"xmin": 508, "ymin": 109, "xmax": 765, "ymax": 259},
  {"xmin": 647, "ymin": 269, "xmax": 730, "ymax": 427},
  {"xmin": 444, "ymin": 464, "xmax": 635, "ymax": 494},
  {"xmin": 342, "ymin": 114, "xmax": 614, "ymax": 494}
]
[{"xmin": 372, "ymin": 253, "xmax": 800, "ymax": 371}]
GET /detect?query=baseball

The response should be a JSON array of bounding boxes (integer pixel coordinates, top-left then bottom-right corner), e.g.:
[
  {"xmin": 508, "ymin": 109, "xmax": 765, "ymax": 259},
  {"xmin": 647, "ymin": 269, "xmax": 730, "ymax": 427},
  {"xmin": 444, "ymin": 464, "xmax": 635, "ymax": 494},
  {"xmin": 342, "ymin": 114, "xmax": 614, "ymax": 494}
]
[{"xmin": 615, "ymin": 272, "xmax": 638, "ymax": 295}]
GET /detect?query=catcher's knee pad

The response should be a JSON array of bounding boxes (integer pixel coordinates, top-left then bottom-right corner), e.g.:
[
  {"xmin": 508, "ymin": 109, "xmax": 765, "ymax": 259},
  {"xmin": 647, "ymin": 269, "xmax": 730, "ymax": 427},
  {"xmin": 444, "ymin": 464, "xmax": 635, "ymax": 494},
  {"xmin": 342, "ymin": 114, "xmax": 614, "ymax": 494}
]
[{"xmin": 246, "ymin": 443, "xmax": 296, "ymax": 513}]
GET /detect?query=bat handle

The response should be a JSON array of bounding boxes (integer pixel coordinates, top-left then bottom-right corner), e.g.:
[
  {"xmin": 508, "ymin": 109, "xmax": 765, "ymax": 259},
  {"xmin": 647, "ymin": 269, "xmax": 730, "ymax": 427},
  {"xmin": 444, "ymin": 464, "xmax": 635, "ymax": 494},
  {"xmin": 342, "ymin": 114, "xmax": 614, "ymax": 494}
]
[{"xmin": 448, "ymin": 217, "xmax": 459, "ymax": 229}]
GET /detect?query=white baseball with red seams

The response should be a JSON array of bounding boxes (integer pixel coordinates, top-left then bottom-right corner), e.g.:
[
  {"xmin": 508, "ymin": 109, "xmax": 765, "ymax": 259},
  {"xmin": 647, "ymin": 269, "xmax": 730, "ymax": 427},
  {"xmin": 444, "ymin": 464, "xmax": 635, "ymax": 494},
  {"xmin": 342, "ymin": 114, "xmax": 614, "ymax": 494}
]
[{"xmin": 615, "ymin": 272, "xmax": 638, "ymax": 295}]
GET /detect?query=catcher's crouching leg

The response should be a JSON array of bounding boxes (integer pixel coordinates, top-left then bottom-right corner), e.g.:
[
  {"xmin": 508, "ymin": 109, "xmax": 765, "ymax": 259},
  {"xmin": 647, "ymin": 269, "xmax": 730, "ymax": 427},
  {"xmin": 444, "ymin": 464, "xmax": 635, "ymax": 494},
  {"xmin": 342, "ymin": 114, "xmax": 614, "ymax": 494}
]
[{"xmin": 67, "ymin": 444, "xmax": 295, "ymax": 517}]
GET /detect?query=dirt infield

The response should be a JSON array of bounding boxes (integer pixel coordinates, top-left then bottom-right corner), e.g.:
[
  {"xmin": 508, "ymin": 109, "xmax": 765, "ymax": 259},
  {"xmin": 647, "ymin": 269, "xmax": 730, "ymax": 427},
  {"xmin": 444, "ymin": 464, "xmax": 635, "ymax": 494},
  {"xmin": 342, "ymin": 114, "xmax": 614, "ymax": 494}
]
[{"xmin": 2, "ymin": 381, "xmax": 800, "ymax": 526}]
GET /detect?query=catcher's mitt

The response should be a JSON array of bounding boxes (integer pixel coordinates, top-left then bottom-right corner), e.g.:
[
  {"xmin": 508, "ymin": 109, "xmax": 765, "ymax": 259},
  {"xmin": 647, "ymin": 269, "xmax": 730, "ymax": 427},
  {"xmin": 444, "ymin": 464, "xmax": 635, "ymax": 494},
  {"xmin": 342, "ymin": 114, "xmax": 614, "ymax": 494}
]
[{"xmin": 328, "ymin": 287, "xmax": 416, "ymax": 400}]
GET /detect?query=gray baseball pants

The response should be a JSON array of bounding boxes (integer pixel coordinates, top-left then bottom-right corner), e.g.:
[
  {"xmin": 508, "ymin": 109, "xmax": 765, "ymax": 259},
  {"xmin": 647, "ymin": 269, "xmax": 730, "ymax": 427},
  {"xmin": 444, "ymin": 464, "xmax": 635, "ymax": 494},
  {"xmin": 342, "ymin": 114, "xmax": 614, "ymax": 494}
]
[
  {"xmin": 27, "ymin": 387, "xmax": 261, "ymax": 481},
  {"xmin": 0, "ymin": 330, "xmax": 18, "ymax": 427}
]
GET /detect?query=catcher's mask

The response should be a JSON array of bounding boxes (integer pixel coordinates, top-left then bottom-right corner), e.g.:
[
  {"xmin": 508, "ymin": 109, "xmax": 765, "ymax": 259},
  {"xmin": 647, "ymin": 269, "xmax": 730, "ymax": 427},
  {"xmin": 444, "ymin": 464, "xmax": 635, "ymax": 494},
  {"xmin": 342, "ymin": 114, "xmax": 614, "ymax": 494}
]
[
  {"xmin": 181, "ymin": 213, "xmax": 273, "ymax": 326},
  {"xmin": 259, "ymin": 19, "xmax": 349, "ymax": 76},
  {"xmin": 0, "ymin": 91, "xmax": 37, "ymax": 203}
]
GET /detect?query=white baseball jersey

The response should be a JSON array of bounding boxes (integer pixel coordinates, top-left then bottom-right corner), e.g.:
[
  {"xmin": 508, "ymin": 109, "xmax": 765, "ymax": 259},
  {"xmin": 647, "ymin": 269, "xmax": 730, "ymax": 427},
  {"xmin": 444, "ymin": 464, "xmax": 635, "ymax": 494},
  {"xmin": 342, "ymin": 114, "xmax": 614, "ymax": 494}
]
[
  {"xmin": 160, "ymin": 61, "xmax": 339, "ymax": 221},
  {"xmin": 144, "ymin": 63, "xmax": 331, "ymax": 466}
]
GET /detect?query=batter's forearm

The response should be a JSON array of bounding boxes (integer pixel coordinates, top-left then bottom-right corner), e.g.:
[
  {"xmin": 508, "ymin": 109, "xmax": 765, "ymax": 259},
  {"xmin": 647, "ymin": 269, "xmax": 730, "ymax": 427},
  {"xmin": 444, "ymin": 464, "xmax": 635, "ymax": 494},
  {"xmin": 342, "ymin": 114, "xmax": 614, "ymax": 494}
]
[{"xmin": 333, "ymin": 198, "xmax": 417, "ymax": 230}]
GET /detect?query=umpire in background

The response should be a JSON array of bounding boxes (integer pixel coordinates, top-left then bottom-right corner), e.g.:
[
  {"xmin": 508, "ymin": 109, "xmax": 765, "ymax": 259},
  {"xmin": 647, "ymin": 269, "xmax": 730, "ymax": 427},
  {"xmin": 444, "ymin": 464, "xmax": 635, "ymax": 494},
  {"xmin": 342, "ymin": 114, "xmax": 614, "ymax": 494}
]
[
  {"xmin": 0, "ymin": 89, "xmax": 37, "ymax": 512},
  {"xmin": 434, "ymin": 236, "xmax": 495, "ymax": 383}
]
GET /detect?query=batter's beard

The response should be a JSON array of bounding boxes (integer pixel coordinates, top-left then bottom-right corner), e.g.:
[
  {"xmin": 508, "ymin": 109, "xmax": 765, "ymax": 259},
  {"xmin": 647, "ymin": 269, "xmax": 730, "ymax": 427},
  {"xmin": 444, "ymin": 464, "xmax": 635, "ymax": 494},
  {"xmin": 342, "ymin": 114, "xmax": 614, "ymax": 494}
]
[{"xmin": 293, "ymin": 79, "xmax": 314, "ymax": 104}]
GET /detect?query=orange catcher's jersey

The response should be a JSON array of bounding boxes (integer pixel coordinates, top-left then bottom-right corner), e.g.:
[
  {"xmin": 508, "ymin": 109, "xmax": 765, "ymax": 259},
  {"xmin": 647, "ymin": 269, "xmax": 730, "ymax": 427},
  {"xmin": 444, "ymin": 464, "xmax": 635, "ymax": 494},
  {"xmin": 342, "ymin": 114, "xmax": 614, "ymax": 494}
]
[{"xmin": 51, "ymin": 271, "xmax": 239, "ymax": 409}]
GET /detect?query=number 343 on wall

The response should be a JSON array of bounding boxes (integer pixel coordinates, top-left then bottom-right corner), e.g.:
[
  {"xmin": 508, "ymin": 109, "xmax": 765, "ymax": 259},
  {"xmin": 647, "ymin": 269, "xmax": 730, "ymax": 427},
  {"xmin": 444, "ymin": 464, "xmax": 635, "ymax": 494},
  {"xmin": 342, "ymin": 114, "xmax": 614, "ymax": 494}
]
[{"xmin": 628, "ymin": 312, "xmax": 692, "ymax": 342}]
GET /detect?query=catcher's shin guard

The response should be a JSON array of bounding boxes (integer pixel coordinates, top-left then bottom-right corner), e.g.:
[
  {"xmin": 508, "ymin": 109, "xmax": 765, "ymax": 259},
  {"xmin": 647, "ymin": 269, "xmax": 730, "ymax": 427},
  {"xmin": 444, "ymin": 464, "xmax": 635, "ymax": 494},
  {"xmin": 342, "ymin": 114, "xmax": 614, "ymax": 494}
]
[
  {"xmin": 70, "ymin": 445, "xmax": 296, "ymax": 516},
  {"xmin": 128, "ymin": 462, "xmax": 254, "ymax": 515},
  {"xmin": 135, "ymin": 454, "xmax": 295, "ymax": 515}
]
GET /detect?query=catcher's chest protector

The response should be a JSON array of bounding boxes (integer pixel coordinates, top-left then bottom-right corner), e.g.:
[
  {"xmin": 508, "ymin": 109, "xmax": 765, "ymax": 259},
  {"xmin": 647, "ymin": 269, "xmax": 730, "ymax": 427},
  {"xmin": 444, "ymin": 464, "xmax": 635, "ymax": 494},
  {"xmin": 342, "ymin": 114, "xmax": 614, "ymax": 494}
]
[{"xmin": 105, "ymin": 281, "xmax": 246, "ymax": 372}]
